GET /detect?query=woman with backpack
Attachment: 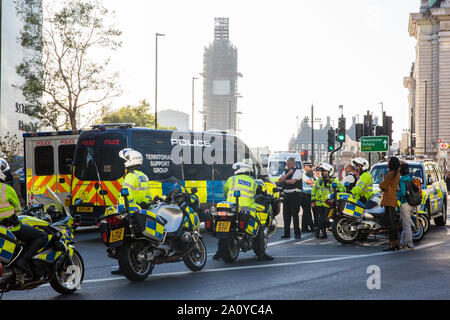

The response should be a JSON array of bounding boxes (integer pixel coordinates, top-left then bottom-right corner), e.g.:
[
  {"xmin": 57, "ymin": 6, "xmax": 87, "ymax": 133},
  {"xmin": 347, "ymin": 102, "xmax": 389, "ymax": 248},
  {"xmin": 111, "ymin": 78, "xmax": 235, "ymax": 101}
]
[
  {"xmin": 380, "ymin": 157, "xmax": 401, "ymax": 251},
  {"xmin": 397, "ymin": 162, "xmax": 414, "ymax": 250}
]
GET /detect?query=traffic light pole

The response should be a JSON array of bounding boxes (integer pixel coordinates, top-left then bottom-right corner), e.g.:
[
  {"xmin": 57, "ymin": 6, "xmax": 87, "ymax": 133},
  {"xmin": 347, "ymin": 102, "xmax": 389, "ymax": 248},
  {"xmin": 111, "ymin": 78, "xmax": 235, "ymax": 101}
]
[{"xmin": 329, "ymin": 141, "xmax": 344, "ymax": 166}]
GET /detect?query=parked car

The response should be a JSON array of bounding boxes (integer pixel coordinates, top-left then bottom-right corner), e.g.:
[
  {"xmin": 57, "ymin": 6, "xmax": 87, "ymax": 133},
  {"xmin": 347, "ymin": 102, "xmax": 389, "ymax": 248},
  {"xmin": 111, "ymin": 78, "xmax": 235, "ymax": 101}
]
[{"xmin": 371, "ymin": 159, "xmax": 447, "ymax": 228}]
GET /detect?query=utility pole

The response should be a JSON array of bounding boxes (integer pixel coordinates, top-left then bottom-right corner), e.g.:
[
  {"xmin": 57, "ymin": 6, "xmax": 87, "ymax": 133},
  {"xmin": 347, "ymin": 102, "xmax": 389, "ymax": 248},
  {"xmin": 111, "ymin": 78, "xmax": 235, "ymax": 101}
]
[
  {"xmin": 154, "ymin": 33, "xmax": 165, "ymax": 129},
  {"xmin": 423, "ymin": 80, "xmax": 428, "ymax": 156},
  {"xmin": 311, "ymin": 104, "xmax": 314, "ymax": 164}
]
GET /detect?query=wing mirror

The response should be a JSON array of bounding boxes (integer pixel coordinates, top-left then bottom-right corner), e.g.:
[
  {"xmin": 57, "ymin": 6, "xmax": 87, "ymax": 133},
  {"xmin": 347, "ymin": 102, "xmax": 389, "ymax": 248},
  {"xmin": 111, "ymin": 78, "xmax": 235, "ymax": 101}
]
[
  {"xmin": 191, "ymin": 187, "xmax": 198, "ymax": 194},
  {"xmin": 74, "ymin": 198, "xmax": 83, "ymax": 206}
]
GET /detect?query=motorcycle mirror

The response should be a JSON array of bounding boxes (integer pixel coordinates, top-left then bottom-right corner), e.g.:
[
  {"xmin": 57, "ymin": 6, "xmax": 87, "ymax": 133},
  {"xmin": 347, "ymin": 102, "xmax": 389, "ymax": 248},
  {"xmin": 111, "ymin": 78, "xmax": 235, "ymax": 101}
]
[
  {"xmin": 191, "ymin": 187, "xmax": 198, "ymax": 194},
  {"xmin": 234, "ymin": 190, "xmax": 241, "ymax": 198},
  {"xmin": 332, "ymin": 183, "xmax": 338, "ymax": 188},
  {"xmin": 344, "ymin": 182, "xmax": 350, "ymax": 187},
  {"xmin": 74, "ymin": 198, "xmax": 83, "ymax": 206},
  {"xmin": 121, "ymin": 188, "xmax": 130, "ymax": 197}
]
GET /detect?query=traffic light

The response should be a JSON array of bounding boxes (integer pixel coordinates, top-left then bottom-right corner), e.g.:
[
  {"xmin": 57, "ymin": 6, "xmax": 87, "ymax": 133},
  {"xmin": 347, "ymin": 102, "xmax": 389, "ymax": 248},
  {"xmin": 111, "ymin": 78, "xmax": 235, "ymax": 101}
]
[
  {"xmin": 301, "ymin": 150, "xmax": 308, "ymax": 161},
  {"xmin": 375, "ymin": 125, "xmax": 384, "ymax": 136},
  {"xmin": 355, "ymin": 123, "xmax": 363, "ymax": 141},
  {"xmin": 327, "ymin": 129, "xmax": 335, "ymax": 152},
  {"xmin": 337, "ymin": 116, "xmax": 346, "ymax": 142}
]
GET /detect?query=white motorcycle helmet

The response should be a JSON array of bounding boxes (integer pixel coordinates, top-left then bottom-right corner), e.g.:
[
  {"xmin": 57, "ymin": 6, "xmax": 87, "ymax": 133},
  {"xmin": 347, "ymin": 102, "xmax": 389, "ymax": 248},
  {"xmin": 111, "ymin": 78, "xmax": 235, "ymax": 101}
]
[
  {"xmin": 119, "ymin": 148, "xmax": 143, "ymax": 169},
  {"xmin": 318, "ymin": 162, "xmax": 334, "ymax": 177},
  {"xmin": 0, "ymin": 158, "xmax": 10, "ymax": 182},
  {"xmin": 233, "ymin": 162, "xmax": 251, "ymax": 175},
  {"xmin": 352, "ymin": 157, "xmax": 369, "ymax": 171}
]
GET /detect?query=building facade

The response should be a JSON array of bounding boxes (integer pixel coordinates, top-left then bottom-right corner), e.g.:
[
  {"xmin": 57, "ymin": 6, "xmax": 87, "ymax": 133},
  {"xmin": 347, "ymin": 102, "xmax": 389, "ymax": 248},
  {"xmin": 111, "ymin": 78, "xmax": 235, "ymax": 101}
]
[
  {"xmin": 405, "ymin": 0, "xmax": 450, "ymax": 161},
  {"xmin": 202, "ymin": 17, "xmax": 240, "ymax": 133},
  {"xmin": 1, "ymin": 0, "xmax": 40, "ymax": 139},
  {"xmin": 157, "ymin": 109, "xmax": 189, "ymax": 131}
]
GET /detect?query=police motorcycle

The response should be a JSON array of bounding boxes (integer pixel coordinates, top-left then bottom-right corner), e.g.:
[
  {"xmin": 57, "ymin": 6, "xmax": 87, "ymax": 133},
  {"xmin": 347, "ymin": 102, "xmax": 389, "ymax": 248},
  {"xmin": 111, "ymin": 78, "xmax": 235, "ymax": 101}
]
[
  {"xmin": 0, "ymin": 187, "xmax": 84, "ymax": 296},
  {"xmin": 326, "ymin": 183, "xmax": 425, "ymax": 244},
  {"xmin": 99, "ymin": 178, "xmax": 207, "ymax": 282},
  {"xmin": 204, "ymin": 180, "xmax": 280, "ymax": 263}
]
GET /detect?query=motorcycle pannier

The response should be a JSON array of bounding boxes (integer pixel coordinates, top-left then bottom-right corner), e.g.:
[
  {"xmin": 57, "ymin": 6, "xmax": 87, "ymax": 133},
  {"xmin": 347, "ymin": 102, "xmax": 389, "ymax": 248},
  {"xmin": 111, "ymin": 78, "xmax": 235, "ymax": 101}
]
[
  {"xmin": 134, "ymin": 210, "xmax": 165, "ymax": 243},
  {"xmin": 240, "ymin": 209, "xmax": 259, "ymax": 237},
  {"xmin": 0, "ymin": 227, "xmax": 18, "ymax": 264},
  {"xmin": 342, "ymin": 199, "xmax": 365, "ymax": 220}
]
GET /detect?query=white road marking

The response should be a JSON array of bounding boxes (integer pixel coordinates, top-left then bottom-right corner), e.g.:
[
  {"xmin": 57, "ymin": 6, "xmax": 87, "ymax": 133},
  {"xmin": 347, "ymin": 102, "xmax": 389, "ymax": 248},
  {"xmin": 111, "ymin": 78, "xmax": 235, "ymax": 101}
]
[
  {"xmin": 293, "ymin": 237, "xmax": 315, "ymax": 245},
  {"xmin": 78, "ymin": 241, "xmax": 445, "ymax": 285}
]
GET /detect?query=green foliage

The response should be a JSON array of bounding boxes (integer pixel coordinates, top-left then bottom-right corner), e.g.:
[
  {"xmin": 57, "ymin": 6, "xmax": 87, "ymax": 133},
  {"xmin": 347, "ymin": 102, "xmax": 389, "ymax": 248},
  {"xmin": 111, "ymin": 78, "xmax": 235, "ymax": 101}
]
[
  {"xmin": 14, "ymin": 0, "xmax": 122, "ymax": 131},
  {"xmin": 1, "ymin": 132, "xmax": 24, "ymax": 170},
  {"xmin": 98, "ymin": 99, "xmax": 176, "ymax": 130}
]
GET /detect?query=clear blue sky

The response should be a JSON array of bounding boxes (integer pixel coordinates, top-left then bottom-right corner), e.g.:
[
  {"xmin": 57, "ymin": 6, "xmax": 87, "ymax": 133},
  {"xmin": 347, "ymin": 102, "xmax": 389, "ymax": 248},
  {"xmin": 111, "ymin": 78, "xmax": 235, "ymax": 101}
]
[{"xmin": 105, "ymin": 0, "xmax": 419, "ymax": 151}]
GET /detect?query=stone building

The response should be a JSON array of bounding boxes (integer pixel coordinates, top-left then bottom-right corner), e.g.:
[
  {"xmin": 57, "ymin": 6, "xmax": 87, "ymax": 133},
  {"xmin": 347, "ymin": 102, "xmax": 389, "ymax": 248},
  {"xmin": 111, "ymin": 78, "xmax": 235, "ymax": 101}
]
[{"xmin": 405, "ymin": 0, "xmax": 450, "ymax": 162}]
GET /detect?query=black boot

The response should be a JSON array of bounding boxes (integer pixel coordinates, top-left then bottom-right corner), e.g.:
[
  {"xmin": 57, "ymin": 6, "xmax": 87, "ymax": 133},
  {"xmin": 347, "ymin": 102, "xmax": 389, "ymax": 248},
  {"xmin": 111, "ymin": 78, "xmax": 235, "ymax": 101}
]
[
  {"xmin": 111, "ymin": 267, "xmax": 123, "ymax": 275},
  {"xmin": 320, "ymin": 229, "xmax": 327, "ymax": 239},
  {"xmin": 258, "ymin": 253, "xmax": 274, "ymax": 261},
  {"xmin": 213, "ymin": 252, "xmax": 222, "ymax": 261},
  {"xmin": 15, "ymin": 257, "xmax": 33, "ymax": 277}
]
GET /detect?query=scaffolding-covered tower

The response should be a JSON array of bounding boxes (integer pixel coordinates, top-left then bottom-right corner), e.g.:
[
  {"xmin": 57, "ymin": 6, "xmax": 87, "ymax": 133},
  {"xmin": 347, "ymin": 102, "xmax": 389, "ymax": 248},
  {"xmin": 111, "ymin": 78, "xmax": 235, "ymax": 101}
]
[{"xmin": 202, "ymin": 18, "xmax": 239, "ymax": 132}]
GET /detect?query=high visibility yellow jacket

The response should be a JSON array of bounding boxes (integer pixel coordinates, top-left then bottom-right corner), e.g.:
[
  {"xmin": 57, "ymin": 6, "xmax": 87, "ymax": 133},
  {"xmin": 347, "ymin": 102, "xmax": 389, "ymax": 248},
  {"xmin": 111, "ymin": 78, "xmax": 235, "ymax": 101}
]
[
  {"xmin": 0, "ymin": 182, "xmax": 22, "ymax": 231},
  {"xmin": 351, "ymin": 171, "xmax": 373, "ymax": 202},
  {"xmin": 311, "ymin": 177, "xmax": 345, "ymax": 207},
  {"xmin": 223, "ymin": 174, "xmax": 257, "ymax": 208},
  {"xmin": 118, "ymin": 170, "xmax": 152, "ymax": 206}
]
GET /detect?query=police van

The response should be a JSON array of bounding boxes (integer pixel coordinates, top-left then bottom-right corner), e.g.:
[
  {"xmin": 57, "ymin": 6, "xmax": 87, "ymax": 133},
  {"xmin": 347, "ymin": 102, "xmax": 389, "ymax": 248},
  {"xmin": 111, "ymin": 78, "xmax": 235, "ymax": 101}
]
[
  {"xmin": 71, "ymin": 124, "xmax": 261, "ymax": 226},
  {"xmin": 267, "ymin": 151, "xmax": 302, "ymax": 183},
  {"xmin": 24, "ymin": 130, "xmax": 80, "ymax": 208}
]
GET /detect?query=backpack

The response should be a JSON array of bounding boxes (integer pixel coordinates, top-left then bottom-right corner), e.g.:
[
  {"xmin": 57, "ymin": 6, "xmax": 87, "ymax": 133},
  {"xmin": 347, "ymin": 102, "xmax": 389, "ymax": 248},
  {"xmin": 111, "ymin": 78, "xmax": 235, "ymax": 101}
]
[{"xmin": 405, "ymin": 179, "xmax": 421, "ymax": 207}]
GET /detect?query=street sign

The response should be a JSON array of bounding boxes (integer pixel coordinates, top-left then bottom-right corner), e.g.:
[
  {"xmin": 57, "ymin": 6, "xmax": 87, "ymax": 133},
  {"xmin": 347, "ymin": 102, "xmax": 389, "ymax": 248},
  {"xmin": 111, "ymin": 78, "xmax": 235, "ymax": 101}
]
[{"xmin": 360, "ymin": 136, "xmax": 389, "ymax": 152}]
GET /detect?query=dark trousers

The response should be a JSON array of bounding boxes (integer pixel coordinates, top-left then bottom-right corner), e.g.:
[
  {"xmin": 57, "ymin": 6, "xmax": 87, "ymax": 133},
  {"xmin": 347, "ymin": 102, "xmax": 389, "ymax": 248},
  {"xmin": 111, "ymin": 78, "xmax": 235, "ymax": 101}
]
[
  {"xmin": 13, "ymin": 224, "xmax": 48, "ymax": 260},
  {"xmin": 299, "ymin": 192, "xmax": 314, "ymax": 231},
  {"xmin": 313, "ymin": 206, "xmax": 329, "ymax": 233},
  {"xmin": 385, "ymin": 206, "xmax": 398, "ymax": 242},
  {"xmin": 283, "ymin": 192, "xmax": 301, "ymax": 236}
]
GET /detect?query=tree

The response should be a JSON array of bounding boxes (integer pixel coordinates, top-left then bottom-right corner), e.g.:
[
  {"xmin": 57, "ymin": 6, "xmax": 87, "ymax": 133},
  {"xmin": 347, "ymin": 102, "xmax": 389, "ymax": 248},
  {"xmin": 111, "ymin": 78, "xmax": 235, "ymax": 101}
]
[
  {"xmin": 1, "ymin": 132, "xmax": 24, "ymax": 170},
  {"xmin": 14, "ymin": 0, "xmax": 122, "ymax": 131},
  {"xmin": 98, "ymin": 99, "xmax": 176, "ymax": 130}
]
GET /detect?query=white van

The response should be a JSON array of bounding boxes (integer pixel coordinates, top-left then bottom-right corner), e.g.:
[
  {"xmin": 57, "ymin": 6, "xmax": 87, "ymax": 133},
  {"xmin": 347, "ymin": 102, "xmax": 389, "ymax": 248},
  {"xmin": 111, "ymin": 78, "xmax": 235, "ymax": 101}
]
[{"xmin": 267, "ymin": 151, "xmax": 302, "ymax": 183}]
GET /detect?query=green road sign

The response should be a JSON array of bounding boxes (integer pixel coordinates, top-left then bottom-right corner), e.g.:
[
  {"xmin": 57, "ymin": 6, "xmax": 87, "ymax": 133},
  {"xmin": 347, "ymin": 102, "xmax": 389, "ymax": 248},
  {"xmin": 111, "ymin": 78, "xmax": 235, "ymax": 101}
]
[{"xmin": 361, "ymin": 136, "xmax": 389, "ymax": 152}]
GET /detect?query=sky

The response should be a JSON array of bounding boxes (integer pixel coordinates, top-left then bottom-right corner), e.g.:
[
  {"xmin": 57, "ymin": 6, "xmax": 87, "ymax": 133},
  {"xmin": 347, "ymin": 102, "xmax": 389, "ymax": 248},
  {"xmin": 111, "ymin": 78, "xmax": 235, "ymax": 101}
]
[{"xmin": 102, "ymin": 0, "xmax": 419, "ymax": 151}]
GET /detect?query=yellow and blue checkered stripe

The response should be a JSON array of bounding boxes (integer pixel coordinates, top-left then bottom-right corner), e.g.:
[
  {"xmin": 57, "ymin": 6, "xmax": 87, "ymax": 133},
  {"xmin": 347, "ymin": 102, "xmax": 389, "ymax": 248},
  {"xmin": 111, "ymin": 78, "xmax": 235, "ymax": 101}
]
[
  {"xmin": 144, "ymin": 218, "xmax": 165, "ymax": 240},
  {"xmin": 343, "ymin": 202, "xmax": 364, "ymax": 219},
  {"xmin": 242, "ymin": 209, "xmax": 259, "ymax": 237},
  {"xmin": 183, "ymin": 207, "xmax": 200, "ymax": 230},
  {"xmin": 0, "ymin": 227, "xmax": 17, "ymax": 263},
  {"xmin": 35, "ymin": 250, "xmax": 63, "ymax": 262}
]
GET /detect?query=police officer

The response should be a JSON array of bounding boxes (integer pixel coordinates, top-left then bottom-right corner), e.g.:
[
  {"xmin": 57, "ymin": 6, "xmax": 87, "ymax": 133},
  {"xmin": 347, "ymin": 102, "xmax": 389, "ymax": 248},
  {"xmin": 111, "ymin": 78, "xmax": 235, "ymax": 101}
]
[
  {"xmin": 300, "ymin": 161, "xmax": 315, "ymax": 233},
  {"xmin": 111, "ymin": 148, "xmax": 153, "ymax": 274},
  {"xmin": 341, "ymin": 164, "xmax": 357, "ymax": 192},
  {"xmin": 0, "ymin": 160, "xmax": 47, "ymax": 277},
  {"xmin": 311, "ymin": 163, "xmax": 344, "ymax": 239},
  {"xmin": 278, "ymin": 157, "xmax": 302, "ymax": 239},
  {"xmin": 351, "ymin": 157, "xmax": 373, "ymax": 204},
  {"xmin": 214, "ymin": 162, "xmax": 273, "ymax": 261}
]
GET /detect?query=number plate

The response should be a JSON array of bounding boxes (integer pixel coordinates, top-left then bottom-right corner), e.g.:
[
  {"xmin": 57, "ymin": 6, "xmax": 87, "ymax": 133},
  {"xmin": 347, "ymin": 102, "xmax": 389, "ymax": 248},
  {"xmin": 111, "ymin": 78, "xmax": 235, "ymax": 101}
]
[
  {"xmin": 109, "ymin": 228, "xmax": 124, "ymax": 243},
  {"xmin": 77, "ymin": 206, "xmax": 93, "ymax": 213},
  {"xmin": 215, "ymin": 221, "xmax": 231, "ymax": 232}
]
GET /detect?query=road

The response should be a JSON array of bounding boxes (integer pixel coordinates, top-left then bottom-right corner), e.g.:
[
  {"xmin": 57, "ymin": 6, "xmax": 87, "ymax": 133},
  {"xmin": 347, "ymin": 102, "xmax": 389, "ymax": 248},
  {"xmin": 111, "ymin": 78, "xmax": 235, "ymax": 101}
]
[{"xmin": 3, "ymin": 211, "xmax": 449, "ymax": 300}]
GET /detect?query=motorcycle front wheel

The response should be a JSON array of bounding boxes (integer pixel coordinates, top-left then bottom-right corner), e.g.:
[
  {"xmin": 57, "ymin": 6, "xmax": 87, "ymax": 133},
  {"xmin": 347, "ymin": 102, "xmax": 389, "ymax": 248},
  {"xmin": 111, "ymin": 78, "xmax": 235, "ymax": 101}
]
[
  {"xmin": 331, "ymin": 216, "xmax": 359, "ymax": 244},
  {"xmin": 183, "ymin": 238, "xmax": 207, "ymax": 271},
  {"xmin": 218, "ymin": 234, "xmax": 240, "ymax": 263},
  {"xmin": 118, "ymin": 239, "xmax": 152, "ymax": 282},
  {"xmin": 50, "ymin": 248, "xmax": 85, "ymax": 294}
]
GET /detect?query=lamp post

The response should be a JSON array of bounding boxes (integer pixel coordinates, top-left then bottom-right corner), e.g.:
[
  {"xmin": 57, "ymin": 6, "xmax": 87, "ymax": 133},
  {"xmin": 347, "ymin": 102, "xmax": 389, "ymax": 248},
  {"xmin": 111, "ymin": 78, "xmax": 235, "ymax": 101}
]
[
  {"xmin": 234, "ymin": 111, "xmax": 242, "ymax": 134},
  {"xmin": 423, "ymin": 80, "xmax": 428, "ymax": 156},
  {"xmin": 154, "ymin": 33, "xmax": 165, "ymax": 129},
  {"xmin": 191, "ymin": 76, "xmax": 198, "ymax": 131}
]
